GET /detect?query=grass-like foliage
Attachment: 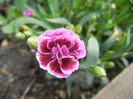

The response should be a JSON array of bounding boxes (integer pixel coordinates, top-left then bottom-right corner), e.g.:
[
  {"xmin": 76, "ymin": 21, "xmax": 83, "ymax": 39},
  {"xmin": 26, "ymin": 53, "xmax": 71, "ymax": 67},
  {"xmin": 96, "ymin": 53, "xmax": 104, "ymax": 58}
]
[{"xmin": 0, "ymin": 0, "xmax": 133, "ymax": 91}]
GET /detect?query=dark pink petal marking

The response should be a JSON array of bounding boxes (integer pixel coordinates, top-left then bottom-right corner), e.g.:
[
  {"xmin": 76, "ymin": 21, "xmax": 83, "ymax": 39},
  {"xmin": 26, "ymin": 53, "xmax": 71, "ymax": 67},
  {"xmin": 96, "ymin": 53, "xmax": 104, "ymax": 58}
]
[
  {"xmin": 70, "ymin": 39, "xmax": 86, "ymax": 58},
  {"xmin": 36, "ymin": 52, "xmax": 52, "ymax": 70},
  {"xmin": 69, "ymin": 39, "xmax": 80, "ymax": 52},
  {"xmin": 59, "ymin": 56, "xmax": 79, "ymax": 74},
  {"xmin": 47, "ymin": 38, "xmax": 55, "ymax": 50},
  {"xmin": 61, "ymin": 45, "xmax": 69, "ymax": 55},
  {"xmin": 47, "ymin": 59, "xmax": 70, "ymax": 78},
  {"xmin": 38, "ymin": 38, "xmax": 51, "ymax": 54},
  {"xmin": 55, "ymin": 36, "xmax": 74, "ymax": 48}
]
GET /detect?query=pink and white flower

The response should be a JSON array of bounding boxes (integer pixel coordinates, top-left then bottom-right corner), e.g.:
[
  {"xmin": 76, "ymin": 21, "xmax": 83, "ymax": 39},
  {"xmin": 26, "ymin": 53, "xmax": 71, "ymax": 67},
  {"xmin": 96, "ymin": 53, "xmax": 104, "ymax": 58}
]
[
  {"xmin": 36, "ymin": 28, "xmax": 86, "ymax": 78},
  {"xmin": 23, "ymin": 9, "xmax": 32, "ymax": 17}
]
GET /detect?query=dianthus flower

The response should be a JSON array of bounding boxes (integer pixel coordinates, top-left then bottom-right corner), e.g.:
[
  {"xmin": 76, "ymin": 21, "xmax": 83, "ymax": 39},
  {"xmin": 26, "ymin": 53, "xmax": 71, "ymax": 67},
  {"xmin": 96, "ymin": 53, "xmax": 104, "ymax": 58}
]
[
  {"xmin": 23, "ymin": 9, "xmax": 32, "ymax": 17},
  {"xmin": 36, "ymin": 28, "xmax": 86, "ymax": 78}
]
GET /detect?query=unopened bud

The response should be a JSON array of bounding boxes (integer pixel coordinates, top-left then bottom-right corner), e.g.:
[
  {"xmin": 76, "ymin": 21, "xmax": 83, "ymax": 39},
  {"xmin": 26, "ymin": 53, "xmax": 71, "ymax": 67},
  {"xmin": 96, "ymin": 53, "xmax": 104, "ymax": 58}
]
[
  {"xmin": 24, "ymin": 31, "xmax": 34, "ymax": 38},
  {"xmin": 19, "ymin": 25, "xmax": 31, "ymax": 31},
  {"xmin": 103, "ymin": 50, "xmax": 114, "ymax": 59},
  {"xmin": 92, "ymin": 15, "xmax": 97, "ymax": 20},
  {"xmin": 122, "ymin": 52, "xmax": 129, "ymax": 57},
  {"xmin": 75, "ymin": 25, "xmax": 82, "ymax": 34},
  {"xmin": 15, "ymin": 32, "xmax": 25, "ymax": 39},
  {"xmin": 27, "ymin": 36, "xmax": 38, "ymax": 50},
  {"xmin": 88, "ymin": 66, "xmax": 106, "ymax": 78},
  {"xmin": 19, "ymin": 26, "xmax": 24, "ymax": 32},
  {"xmin": 110, "ymin": 3, "xmax": 116, "ymax": 9},
  {"xmin": 104, "ymin": 61, "xmax": 115, "ymax": 69},
  {"xmin": 66, "ymin": 24, "xmax": 75, "ymax": 32}
]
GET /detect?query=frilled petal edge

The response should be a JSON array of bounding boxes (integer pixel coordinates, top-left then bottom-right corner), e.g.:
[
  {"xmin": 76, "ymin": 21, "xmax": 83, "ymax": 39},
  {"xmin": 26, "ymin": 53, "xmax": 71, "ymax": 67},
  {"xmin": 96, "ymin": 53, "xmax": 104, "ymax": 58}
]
[
  {"xmin": 36, "ymin": 52, "xmax": 52, "ymax": 70},
  {"xmin": 38, "ymin": 37, "xmax": 51, "ymax": 54},
  {"xmin": 47, "ymin": 59, "xmax": 70, "ymax": 78},
  {"xmin": 59, "ymin": 56, "xmax": 79, "ymax": 74}
]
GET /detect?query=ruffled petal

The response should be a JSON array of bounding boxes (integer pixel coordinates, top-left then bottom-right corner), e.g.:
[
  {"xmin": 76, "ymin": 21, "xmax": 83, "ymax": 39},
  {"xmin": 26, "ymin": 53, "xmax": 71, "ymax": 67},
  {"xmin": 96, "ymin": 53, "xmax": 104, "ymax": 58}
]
[
  {"xmin": 69, "ymin": 38, "xmax": 80, "ymax": 52},
  {"xmin": 55, "ymin": 36, "xmax": 74, "ymax": 48},
  {"xmin": 47, "ymin": 38, "xmax": 56, "ymax": 50},
  {"xmin": 36, "ymin": 52, "xmax": 52, "ymax": 70},
  {"xmin": 72, "ymin": 50, "xmax": 86, "ymax": 58},
  {"xmin": 70, "ymin": 38, "xmax": 86, "ymax": 58},
  {"xmin": 61, "ymin": 45, "xmax": 69, "ymax": 55},
  {"xmin": 47, "ymin": 59, "xmax": 70, "ymax": 78},
  {"xmin": 39, "ymin": 30, "xmax": 54, "ymax": 37},
  {"xmin": 59, "ymin": 56, "xmax": 79, "ymax": 74},
  {"xmin": 54, "ymin": 28, "xmax": 76, "ymax": 36},
  {"xmin": 38, "ymin": 37, "xmax": 51, "ymax": 54}
]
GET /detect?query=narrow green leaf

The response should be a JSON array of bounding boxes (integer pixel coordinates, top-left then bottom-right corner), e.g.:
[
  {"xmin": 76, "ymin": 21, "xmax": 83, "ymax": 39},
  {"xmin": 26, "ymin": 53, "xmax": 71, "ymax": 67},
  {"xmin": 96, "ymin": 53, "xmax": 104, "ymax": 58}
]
[
  {"xmin": 7, "ymin": 6, "xmax": 16, "ymax": 21},
  {"xmin": 102, "ymin": 30, "xmax": 119, "ymax": 51},
  {"xmin": 66, "ymin": 77, "xmax": 72, "ymax": 97},
  {"xmin": 86, "ymin": 36, "xmax": 100, "ymax": 66},
  {"xmin": 2, "ymin": 17, "xmax": 52, "ymax": 34},
  {"xmin": 14, "ymin": 0, "xmax": 27, "ymax": 11},
  {"xmin": 47, "ymin": 0, "xmax": 58, "ymax": 16},
  {"xmin": 26, "ymin": 5, "xmax": 42, "ymax": 19},
  {"xmin": 126, "ymin": 26, "xmax": 133, "ymax": 46},
  {"xmin": 120, "ymin": 57, "xmax": 129, "ymax": 67},
  {"xmin": 53, "ymin": 0, "xmax": 59, "ymax": 13},
  {"xmin": 37, "ymin": 4, "xmax": 47, "ymax": 16},
  {"xmin": 45, "ymin": 17, "xmax": 71, "ymax": 25},
  {"xmin": 100, "ymin": 77, "xmax": 109, "ymax": 86},
  {"xmin": 1, "ymin": 22, "xmax": 14, "ymax": 34},
  {"xmin": 0, "ymin": 15, "xmax": 6, "ymax": 25},
  {"xmin": 73, "ymin": 0, "xmax": 81, "ymax": 9},
  {"xmin": 78, "ymin": 12, "xmax": 99, "ymax": 26}
]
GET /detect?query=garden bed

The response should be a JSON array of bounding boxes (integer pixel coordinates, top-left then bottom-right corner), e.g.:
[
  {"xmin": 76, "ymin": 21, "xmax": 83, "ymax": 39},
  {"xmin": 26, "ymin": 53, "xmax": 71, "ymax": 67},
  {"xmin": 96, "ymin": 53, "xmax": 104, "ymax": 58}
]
[
  {"xmin": 0, "ymin": 33, "xmax": 97, "ymax": 99},
  {"xmin": 0, "ymin": 0, "xmax": 133, "ymax": 99},
  {"xmin": 0, "ymin": 33, "xmax": 127, "ymax": 99}
]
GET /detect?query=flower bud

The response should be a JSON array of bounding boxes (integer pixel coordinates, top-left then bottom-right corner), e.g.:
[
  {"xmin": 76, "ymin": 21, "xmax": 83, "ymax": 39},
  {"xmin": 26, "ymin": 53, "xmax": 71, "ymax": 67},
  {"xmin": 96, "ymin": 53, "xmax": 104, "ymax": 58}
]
[
  {"xmin": 19, "ymin": 25, "xmax": 31, "ymax": 32},
  {"xmin": 24, "ymin": 31, "xmax": 34, "ymax": 38},
  {"xmin": 66, "ymin": 24, "xmax": 75, "ymax": 32},
  {"xmin": 103, "ymin": 50, "xmax": 114, "ymax": 59},
  {"xmin": 104, "ymin": 61, "xmax": 115, "ymax": 69},
  {"xmin": 110, "ymin": 3, "xmax": 116, "ymax": 9},
  {"xmin": 88, "ymin": 66, "xmax": 106, "ymax": 78},
  {"xmin": 92, "ymin": 15, "xmax": 97, "ymax": 20},
  {"xmin": 15, "ymin": 32, "xmax": 26, "ymax": 39},
  {"xmin": 27, "ymin": 36, "xmax": 38, "ymax": 50},
  {"xmin": 75, "ymin": 25, "xmax": 82, "ymax": 34},
  {"xmin": 121, "ymin": 52, "xmax": 131, "ymax": 57},
  {"xmin": 23, "ymin": 9, "xmax": 32, "ymax": 17}
]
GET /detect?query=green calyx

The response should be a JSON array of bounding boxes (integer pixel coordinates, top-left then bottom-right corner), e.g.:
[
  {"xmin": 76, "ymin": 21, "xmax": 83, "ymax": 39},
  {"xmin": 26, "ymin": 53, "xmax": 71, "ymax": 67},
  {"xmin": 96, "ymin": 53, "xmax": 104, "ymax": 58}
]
[
  {"xmin": 27, "ymin": 36, "xmax": 38, "ymax": 50},
  {"xmin": 88, "ymin": 66, "xmax": 106, "ymax": 78},
  {"xmin": 15, "ymin": 32, "xmax": 26, "ymax": 39}
]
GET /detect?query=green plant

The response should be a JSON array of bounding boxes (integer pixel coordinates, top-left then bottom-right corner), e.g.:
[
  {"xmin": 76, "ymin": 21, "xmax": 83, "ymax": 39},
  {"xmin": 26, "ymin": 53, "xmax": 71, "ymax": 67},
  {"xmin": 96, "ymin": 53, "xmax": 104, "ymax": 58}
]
[{"xmin": 1, "ymin": 0, "xmax": 133, "ymax": 96}]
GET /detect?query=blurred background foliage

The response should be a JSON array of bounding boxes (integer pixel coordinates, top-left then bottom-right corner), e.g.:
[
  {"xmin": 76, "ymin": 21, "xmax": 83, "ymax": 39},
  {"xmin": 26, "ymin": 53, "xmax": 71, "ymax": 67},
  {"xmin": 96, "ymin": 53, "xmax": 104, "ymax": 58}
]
[{"xmin": 0, "ymin": 0, "xmax": 133, "ymax": 93}]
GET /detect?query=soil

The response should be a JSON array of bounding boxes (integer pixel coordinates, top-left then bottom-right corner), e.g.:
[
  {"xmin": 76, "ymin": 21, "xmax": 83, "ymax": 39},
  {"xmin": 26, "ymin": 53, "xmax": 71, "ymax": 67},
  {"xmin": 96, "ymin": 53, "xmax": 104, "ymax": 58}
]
[{"xmin": 0, "ymin": 32, "xmax": 122, "ymax": 99}]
